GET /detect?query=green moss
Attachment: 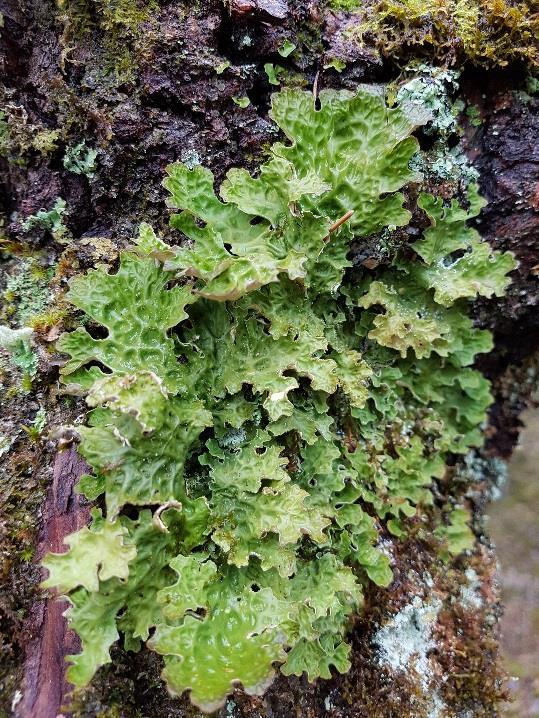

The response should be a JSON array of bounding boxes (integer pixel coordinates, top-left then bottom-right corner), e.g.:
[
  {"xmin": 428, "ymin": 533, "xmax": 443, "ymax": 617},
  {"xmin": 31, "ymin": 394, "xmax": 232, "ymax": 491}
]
[
  {"xmin": 28, "ymin": 308, "xmax": 69, "ymax": 333},
  {"xmin": 96, "ymin": 0, "xmax": 158, "ymax": 85},
  {"xmin": 32, "ymin": 129, "xmax": 61, "ymax": 155},
  {"xmin": 0, "ymin": 108, "xmax": 60, "ymax": 163},
  {"xmin": 57, "ymin": 0, "xmax": 94, "ymax": 42},
  {"xmin": 337, "ymin": 0, "xmax": 539, "ymax": 67},
  {"xmin": 97, "ymin": 0, "xmax": 154, "ymax": 33},
  {"xmin": 329, "ymin": 0, "xmax": 361, "ymax": 8},
  {"xmin": 2, "ymin": 261, "xmax": 54, "ymax": 325},
  {"xmin": 58, "ymin": 0, "xmax": 158, "ymax": 86}
]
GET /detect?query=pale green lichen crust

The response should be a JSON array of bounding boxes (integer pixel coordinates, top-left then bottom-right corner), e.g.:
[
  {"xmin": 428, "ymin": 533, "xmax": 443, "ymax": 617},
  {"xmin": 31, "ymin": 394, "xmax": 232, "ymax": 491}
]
[{"xmin": 42, "ymin": 89, "xmax": 515, "ymax": 713}]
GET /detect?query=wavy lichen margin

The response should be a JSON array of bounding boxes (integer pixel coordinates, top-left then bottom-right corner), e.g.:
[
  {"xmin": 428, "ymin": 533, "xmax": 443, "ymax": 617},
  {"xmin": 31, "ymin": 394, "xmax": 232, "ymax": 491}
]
[{"xmin": 42, "ymin": 87, "xmax": 515, "ymax": 712}]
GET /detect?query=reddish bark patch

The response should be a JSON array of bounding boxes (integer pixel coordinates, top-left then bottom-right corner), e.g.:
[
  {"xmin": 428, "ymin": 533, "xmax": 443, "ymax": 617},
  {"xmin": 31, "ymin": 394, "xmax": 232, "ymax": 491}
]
[{"xmin": 16, "ymin": 448, "xmax": 88, "ymax": 718}]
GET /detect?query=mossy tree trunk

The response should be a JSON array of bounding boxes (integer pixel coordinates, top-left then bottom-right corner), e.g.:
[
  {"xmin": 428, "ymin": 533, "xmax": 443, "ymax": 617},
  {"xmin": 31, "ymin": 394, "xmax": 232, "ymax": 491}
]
[{"xmin": 1, "ymin": 1, "xmax": 538, "ymax": 717}]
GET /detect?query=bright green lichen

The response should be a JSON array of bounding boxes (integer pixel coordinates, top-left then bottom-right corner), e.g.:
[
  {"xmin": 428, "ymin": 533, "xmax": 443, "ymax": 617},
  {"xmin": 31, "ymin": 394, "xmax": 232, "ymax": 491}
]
[
  {"xmin": 43, "ymin": 88, "xmax": 515, "ymax": 712},
  {"xmin": 57, "ymin": 252, "xmax": 195, "ymax": 394},
  {"xmin": 43, "ymin": 509, "xmax": 137, "ymax": 593}
]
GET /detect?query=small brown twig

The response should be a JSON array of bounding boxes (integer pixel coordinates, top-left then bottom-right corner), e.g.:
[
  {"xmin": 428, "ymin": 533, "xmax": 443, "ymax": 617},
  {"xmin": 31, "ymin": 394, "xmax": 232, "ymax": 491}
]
[
  {"xmin": 323, "ymin": 209, "xmax": 355, "ymax": 241},
  {"xmin": 313, "ymin": 70, "xmax": 320, "ymax": 107}
]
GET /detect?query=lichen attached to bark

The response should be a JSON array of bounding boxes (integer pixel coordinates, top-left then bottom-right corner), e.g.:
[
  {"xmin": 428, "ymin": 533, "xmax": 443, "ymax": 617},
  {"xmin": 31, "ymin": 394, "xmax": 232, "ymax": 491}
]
[{"xmin": 42, "ymin": 87, "xmax": 514, "ymax": 712}]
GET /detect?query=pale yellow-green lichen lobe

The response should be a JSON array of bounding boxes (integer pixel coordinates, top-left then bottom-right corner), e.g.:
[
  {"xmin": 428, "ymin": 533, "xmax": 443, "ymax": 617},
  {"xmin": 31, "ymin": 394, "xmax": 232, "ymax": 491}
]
[
  {"xmin": 43, "ymin": 88, "xmax": 515, "ymax": 712},
  {"xmin": 269, "ymin": 88, "xmax": 423, "ymax": 235}
]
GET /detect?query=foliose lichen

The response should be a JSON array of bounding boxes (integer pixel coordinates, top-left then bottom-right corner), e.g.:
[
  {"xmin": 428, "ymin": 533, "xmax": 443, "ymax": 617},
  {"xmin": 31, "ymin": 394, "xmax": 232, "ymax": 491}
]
[
  {"xmin": 42, "ymin": 88, "xmax": 515, "ymax": 712},
  {"xmin": 21, "ymin": 198, "xmax": 70, "ymax": 244},
  {"xmin": 63, "ymin": 141, "xmax": 98, "ymax": 177}
]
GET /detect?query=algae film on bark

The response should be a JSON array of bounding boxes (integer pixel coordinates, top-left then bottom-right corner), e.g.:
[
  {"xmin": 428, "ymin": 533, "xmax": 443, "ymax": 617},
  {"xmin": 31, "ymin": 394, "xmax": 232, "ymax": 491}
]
[{"xmin": 41, "ymin": 88, "xmax": 515, "ymax": 712}]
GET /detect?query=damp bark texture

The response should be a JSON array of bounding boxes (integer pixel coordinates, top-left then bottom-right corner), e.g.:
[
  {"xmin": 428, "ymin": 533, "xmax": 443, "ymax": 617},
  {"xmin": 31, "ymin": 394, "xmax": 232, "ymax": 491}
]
[{"xmin": 0, "ymin": 1, "xmax": 538, "ymax": 717}]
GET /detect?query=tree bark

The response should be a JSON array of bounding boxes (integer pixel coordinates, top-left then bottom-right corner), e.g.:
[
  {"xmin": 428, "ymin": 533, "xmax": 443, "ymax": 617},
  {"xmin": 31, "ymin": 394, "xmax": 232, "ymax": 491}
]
[
  {"xmin": 1, "ymin": 1, "xmax": 537, "ymax": 717},
  {"xmin": 16, "ymin": 448, "xmax": 88, "ymax": 718}
]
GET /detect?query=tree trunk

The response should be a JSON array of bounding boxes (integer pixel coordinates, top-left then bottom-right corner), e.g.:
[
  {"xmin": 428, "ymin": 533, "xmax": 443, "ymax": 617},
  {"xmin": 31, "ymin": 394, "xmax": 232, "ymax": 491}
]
[{"xmin": 1, "ymin": 1, "xmax": 537, "ymax": 717}]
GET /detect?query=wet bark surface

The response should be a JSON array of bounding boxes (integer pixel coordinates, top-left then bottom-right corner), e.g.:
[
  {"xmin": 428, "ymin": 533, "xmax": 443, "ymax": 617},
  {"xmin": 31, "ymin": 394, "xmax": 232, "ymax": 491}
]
[{"xmin": 0, "ymin": 1, "xmax": 537, "ymax": 716}]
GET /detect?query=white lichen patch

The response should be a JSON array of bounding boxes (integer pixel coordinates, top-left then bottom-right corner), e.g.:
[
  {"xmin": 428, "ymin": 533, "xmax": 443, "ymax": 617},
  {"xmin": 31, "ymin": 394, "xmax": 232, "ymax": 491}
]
[
  {"xmin": 458, "ymin": 451, "xmax": 508, "ymax": 501},
  {"xmin": 373, "ymin": 595, "xmax": 441, "ymax": 684},
  {"xmin": 458, "ymin": 567, "xmax": 484, "ymax": 610},
  {"xmin": 0, "ymin": 433, "xmax": 13, "ymax": 457},
  {"xmin": 377, "ymin": 538, "xmax": 395, "ymax": 561},
  {"xmin": 324, "ymin": 688, "xmax": 339, "ymax": 712},
  {"xmin": 396, "ymin": 65, "xmax": 460, "ymax": 137},
  {"xmin": 11, "ymin": 690, "xmax": 22, "ymax": 712},
  {"xmin": 373, "ymin": 595, "xmax": 445, "ymax": 715},
  {"xmin": 324, "ymin": 695, "xmax": 333, "ymax": 711},
  {"xmin": 428, "ymin": 691, "xmax": 447, "ymax": 718},
  {"xmin": 181, "ymin": 148, "xmax": 201, "ymax": 169}
]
